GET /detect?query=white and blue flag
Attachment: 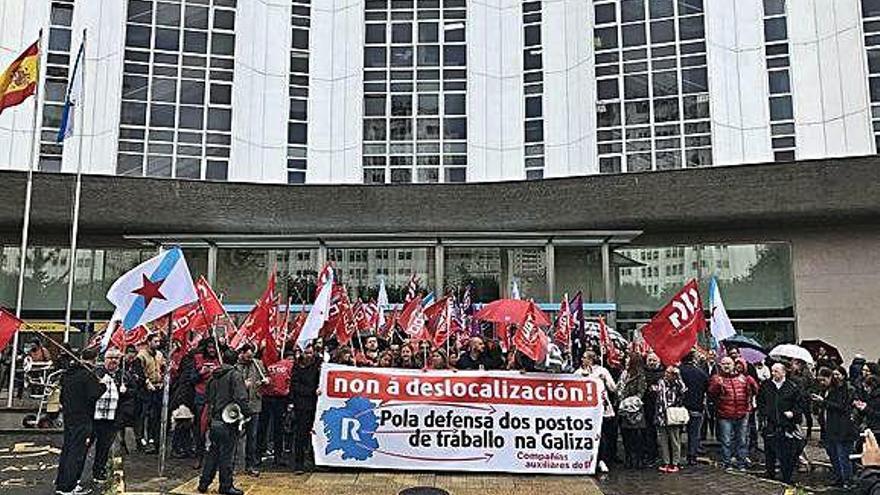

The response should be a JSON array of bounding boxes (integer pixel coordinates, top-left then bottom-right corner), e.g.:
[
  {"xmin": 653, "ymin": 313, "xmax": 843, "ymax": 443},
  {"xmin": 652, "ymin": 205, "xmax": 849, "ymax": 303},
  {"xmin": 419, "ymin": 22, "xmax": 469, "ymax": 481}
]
[
  {"xmin": 57, "ymin": 39, "xmax": 84, "ymax": 142},
  {"xmin": 106, "ymin": 247, "xmax": 198, "ymax": 330},
  {"xmin": 709, "ymin": 277, "xmax": 736, "ymax": 344}
]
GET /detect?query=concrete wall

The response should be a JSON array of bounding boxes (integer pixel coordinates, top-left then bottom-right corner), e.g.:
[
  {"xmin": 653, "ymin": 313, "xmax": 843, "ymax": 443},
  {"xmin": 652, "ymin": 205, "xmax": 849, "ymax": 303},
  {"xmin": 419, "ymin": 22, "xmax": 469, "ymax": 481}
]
[{"xmin": 791, "ymin": 226, "xmax": 880, "ymax": 364}]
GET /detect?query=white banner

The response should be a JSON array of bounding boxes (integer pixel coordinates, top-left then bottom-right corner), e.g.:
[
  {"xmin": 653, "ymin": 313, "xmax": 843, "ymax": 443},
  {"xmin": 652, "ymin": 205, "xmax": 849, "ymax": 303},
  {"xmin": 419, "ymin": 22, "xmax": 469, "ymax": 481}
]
[{"xmin": 312, "ymin": 364, "xmax": 604, "ymax": 474}]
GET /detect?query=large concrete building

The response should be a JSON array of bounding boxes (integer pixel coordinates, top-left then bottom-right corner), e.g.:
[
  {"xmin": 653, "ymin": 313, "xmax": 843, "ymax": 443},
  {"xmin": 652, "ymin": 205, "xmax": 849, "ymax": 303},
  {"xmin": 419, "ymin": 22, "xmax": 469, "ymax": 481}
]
[{"xmin": 1, "ymin": 0, "xmax": 879, "ymax": 360}]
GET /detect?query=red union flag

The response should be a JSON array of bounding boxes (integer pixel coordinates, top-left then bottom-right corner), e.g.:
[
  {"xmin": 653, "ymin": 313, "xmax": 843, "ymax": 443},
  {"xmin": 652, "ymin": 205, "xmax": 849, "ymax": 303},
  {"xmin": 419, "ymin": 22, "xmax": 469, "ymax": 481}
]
[
  {"xmin": 400, "ymin": 295, "xmax": 429, "ymax": 342},
  {"xmin": 512, "ymin": 305, "xmax": 548, "ymax": 362},
  {"xmin": 195, "ymin": 276, "xmax": 226, "ymax": 323},
  {"xmin": 432, "ymin": 297, "xmax": 454, "ymax": 348},
  {"xmin": 641, "ymin": 279, "xmax": 706, "ymax": 365},
  {"xmin": 554, "ymin": 294, "xmax": 572, "ymax": 347}
]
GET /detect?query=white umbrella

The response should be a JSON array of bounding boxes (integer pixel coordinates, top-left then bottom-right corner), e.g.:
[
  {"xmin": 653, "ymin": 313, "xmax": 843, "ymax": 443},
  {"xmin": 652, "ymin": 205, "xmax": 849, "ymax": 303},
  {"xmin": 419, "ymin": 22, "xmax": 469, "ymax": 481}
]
[{"xmin": 769, "ymin": 344, "xmax": 814, "ymax": 365}]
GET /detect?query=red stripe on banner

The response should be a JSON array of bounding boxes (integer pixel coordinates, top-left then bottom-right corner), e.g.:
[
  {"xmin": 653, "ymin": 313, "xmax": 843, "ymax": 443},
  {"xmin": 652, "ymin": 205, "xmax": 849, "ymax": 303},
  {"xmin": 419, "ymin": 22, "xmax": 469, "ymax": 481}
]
[{"xmin": 325, "ymin": 369, "xmax": 600, "ymax": 408}]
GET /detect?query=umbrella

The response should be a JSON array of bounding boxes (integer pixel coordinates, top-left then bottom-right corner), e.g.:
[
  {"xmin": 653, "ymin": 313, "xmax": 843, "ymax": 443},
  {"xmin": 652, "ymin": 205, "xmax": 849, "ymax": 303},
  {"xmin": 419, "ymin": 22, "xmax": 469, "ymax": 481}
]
[
  {"xmin": 736, "ymin": 348, "xmax": 767, "ymax": 365},
  {"xmin": 474, "ymin": 299, "xmax": 552, "ymax": 327},
  {"xmin": 799, "ymin": 339, "xmax": 842, "ymax": 364},
  {"xmin": 769, "ymin": 344, "xmax": 814, "ymax": 365},
  {"xmin": 721, "ymin": 334, "xmax": 765, "ymax": 353}
]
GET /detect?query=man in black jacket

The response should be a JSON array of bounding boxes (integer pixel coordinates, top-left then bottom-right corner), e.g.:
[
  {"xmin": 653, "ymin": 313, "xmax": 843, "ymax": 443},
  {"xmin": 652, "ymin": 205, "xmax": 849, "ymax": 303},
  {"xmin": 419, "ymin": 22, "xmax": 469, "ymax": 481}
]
[
  {"xmin": 289, "ymin": 344, "xmax": 320, "ymax": 474},
  {"xmin": 55, "ymin": 348, "xmax": 106, "ymax": 495},
  {"xmin": 680, "ymin": 351, "xmax": 709, "ymax": 465},
  {"xmin": 758, "ymin": 363, "xmax": 803, "ymax": 484},
  {"xmin": 198, "ymin": 350, "xmax": 249, "ymax": 495}
]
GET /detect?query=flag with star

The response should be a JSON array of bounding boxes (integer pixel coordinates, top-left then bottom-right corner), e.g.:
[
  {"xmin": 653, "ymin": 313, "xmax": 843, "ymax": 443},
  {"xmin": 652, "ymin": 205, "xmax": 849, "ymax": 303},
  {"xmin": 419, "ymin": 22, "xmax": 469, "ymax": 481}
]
[{"xmin": 106, "ymin": 247, "xmax": 198, "ymax": 331}]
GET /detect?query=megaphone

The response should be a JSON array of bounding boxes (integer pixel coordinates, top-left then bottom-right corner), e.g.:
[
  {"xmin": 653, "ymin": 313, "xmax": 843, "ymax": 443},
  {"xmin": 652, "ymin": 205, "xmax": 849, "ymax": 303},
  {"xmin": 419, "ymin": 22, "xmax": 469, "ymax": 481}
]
[{"xmin": 221, "ymin": 403, "xmax": 246, "ymax": 430}]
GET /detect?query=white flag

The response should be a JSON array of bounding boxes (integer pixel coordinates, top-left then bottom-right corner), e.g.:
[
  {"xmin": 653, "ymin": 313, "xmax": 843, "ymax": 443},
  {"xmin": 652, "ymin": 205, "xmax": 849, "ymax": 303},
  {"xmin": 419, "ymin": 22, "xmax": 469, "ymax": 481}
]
[
  {"xmin": 709, "ymin": 277, "xmax": 736, "ymax": 343},
  {"xmin": 511, "ymin": 279, "xmax": 521, "ymax": 300},
  {"xmin": 377, "ymin": 276, "xmax": 389, "ymax": 328},
  {"xmin": 106, "ymin": 247, "xmax": 198, "ymax": 330},
  {"xmin": 298, "ymin": 266, "xmax": 334, "ymax": 349}
]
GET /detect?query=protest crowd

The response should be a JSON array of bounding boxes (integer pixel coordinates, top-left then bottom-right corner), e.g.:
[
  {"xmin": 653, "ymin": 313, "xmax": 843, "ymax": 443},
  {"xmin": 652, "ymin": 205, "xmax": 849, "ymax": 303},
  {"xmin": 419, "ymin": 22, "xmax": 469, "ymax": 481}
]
[{"xmin": 2, "ymin": 260, "xmax": 880, "ymax": 495}]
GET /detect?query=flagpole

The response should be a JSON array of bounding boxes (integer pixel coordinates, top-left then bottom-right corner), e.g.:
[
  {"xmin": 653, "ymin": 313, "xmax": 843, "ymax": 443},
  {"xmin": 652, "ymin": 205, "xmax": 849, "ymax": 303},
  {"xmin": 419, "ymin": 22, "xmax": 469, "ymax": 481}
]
[
  {"xmin": 63, "ymin": 29, "xmax": 87, "ymax": 344},
  {"xmin": 7, "ymin": 31, "xmax": 43, "ymax": 408},
  {"xmin": 158, "ymin": 312, "xmax": 172, "ymax": 476}
]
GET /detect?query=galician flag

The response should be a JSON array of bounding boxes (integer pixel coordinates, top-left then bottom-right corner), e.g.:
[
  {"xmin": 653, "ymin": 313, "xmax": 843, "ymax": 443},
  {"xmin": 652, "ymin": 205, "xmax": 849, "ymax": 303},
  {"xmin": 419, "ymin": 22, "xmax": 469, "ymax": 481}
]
[
  {"xmin": 106, "ymin": 247, "xmax": 198, "ymax": 331},
  {"xmin": 57, "ymin": 39, "xmax": 84, "ymax": 142},
  {"xmin": 709, "ymin": 277, "xmax": 736, "ymax": 343}
]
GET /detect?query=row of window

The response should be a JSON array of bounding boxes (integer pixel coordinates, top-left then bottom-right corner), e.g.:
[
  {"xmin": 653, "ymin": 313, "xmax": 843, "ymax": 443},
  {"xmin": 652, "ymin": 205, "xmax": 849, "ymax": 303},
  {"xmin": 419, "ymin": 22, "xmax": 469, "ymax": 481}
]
[
  {"xmin": 117, "ymin": 0, "xmax": 236, "ymax": 181},
  {"xmin": 288, "ymin": 0, "xmax": 311, "ymax": 185},
  {"xmin": 38, "ymin": 1, "xmax": 77, "ymax": 173},
  {"xmin": 523, "ymin": 1, "xmax": 545, "ymax": 180},
  {"xmin": 862, "ymin": 0, "xmax": 880, "ymax": 151},
  {"xmin": 594, "ymin": 0, "xmax": 711, "ymax": 173},
  {"xmin": 763, "ymin": 0, "xmax": 796, "ymax": 162}
]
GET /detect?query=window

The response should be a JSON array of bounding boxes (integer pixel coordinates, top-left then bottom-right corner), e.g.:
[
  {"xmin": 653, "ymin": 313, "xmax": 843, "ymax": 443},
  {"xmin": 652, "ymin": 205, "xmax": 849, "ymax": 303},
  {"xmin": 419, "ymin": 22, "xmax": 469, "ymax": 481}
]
[
  {"xmin": 366, "ymin": 24, "xmax": 386, "ymax": 43},
  {"xmin": 769, "ymin": 96, "xmax": 793, "ymax": 120},
  {"xmin": 682, "ymin": 68, "xmax": 708, "ymax": 93},
  {"xmin": 525, "ymin": 96, "xmax": 542, "ymax": 118},
  {"xmin": 594, "ymin": 27, "xmax": 618, "ymax": 50},
  {"xmin": 678, "ymin": 15, "xmax": 705, "ymax": 40},
  {"xmin": 525, "ymin": 25, "xmax": 541, "ymax": 46},
  {"xmin": 622, "ymin": 24, "xmax": 647, "ymax": 47},
  {"xmin": 764, "ymin": 18, "xmax": 787, "ymax": 42},
  {"xmin": 768, "ymin": 71, "xmax": 790, "ymax": 94},
  {"xmin": 764, "ymin": 0, "xmax": 786, "ymax": 16},
  {"xmin": 419, "ymin": 23, "xmax": 438, "ymax": 42},
  {"xmin": 653, "ymin": 98, "xmax": 679, "ymax": 122},
  {"xmin": 650, "ymin": 20, "xmax": 675, "ymax": 44},
  {"xmin": 652, "ymin": 71, "xmax": 678, "ymax": 96},
  {"xmin": 621, "ymin": 0, "xmax": 645, "ymax": 22},
  {"xmin": 444, "ymin": 94, "xmax": 465, "ymax": 115},
  {"xmin": 597, "ymin": 79, "xmax": 619, "ymax": 100},
  {"xmin": 595, "ymin": 4, "xmax": 616, "ymax": 24}
]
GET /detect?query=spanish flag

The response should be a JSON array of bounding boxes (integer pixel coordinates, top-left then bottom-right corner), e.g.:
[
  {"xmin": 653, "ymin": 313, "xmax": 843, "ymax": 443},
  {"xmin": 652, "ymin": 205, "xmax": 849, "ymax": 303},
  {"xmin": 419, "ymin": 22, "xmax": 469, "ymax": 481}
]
[{"xmin": 0, "ymin": 41, "xmax": 40, "ymax": 115}]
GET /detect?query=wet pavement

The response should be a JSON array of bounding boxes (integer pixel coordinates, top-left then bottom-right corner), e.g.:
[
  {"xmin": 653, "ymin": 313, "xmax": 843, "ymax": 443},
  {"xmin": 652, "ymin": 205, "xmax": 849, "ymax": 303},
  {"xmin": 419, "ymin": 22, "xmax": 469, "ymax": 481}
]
[{"xmin": 0, "ymin": 430, "xmax": 857, "ymax": 495}]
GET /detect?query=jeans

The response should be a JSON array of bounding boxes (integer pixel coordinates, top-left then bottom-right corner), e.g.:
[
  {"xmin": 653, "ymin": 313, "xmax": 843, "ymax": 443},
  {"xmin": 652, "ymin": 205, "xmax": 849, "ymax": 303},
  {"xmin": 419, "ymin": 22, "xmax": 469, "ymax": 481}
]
[
  {"xmin": 658, "ymin": 426, "xmax": 683, "ymax": 466},
  {"xmin": 718, "ymin": 417, "xmax": 749, "ymax": 467},
  {"xmin": 686, "ymin": 410, "xmax": 703, "ymax": 460},
  {"xmin": 825, "ymin": 440, "xmax": 854, "ymax": 483},
  {"xmin": 92, "ymin": 419, "xmax": 117, "ymax": 480},
  {"xmin": 293, "ymin": 405, "xmax": 316, "ymax": 470},
  {"xmin": 764, "ymin": 432, "xmax": 798, "ymax": 484},
  {"xmin": 244, "ymin": 414, "xmax": 260, "ymax": 470},
  {"xmin": 200, "ymin": 422, "xmax": 237, "ymax": 491},
  {"xmin": 258, "ymin": 396, "xmax": 287, "ymax": 463},
  {"xmin": 55, "ymin": 421, "xmax": 92, "ymax": 492}
]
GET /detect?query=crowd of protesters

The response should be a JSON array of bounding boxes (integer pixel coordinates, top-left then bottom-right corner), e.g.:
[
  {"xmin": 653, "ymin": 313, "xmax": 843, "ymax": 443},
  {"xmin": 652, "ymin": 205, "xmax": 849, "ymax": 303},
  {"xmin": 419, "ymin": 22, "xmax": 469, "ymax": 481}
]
[{"xmin": 20, "ymin": 319, "xmax": 880, "ymax": 495}]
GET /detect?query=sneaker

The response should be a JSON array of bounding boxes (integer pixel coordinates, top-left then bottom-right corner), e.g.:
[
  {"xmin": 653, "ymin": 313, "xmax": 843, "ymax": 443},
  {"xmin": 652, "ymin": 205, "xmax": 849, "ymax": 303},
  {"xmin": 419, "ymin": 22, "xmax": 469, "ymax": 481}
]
[
  {"xmin": 668, "ymin": 465, "xmax": 680, "ymax": 473},
  {"xmin": 220, "ymin": 487, "xmax": 244, "ymax": 495},
  {"xmin": 92, "ymin": 477, "xmax": 108, "ymax": 484},
  {"xmin": 658, "ymin": 465, "xmax": 670, "ymax": 473},
  {"xmin": 55, "ymin": 491, "xmax": 74, "ymax": 495},
  {"xmin": 72, "ymin": 485, "xmax": 92, "ymax": 495},
  {"xmin": 598, "ymin": 460, "xmax": 609, "ymax": 473},
  {"xmin": 244, "ymin": 468, "xmax": 260, "ymax": 477}
]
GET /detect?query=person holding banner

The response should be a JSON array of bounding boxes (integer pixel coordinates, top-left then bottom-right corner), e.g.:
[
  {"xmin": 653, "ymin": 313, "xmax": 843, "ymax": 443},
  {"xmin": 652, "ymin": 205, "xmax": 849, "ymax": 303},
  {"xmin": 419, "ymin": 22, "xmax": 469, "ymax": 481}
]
[
  {"xmin": 288, "ymin": 344, "xmax": 320, "ymax": 474},
  {"xmin": 193, "ymin": 339, "xmax": 221, "ymax": 461},
  {"xmin": 575, "ymin": 351, "xmax": 617, "ymax": 472}
]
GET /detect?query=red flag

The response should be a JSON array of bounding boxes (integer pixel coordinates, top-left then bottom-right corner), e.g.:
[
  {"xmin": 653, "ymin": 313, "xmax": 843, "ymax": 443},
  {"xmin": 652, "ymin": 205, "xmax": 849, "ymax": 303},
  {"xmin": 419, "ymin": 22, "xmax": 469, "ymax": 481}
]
[
  {"xmin": 334, "ymin": 288, "xmax": 358, "ymax": 346},
  {"xmin": 554, "ymin": 294, "xmax": 572, "ymax": 347},
  {"xmin": 0, "ymin": 309, "xmax": 23, "ymax": 352},
  {"xmin": 512, "ymin": 305, "xmax": 548, "ymax": 362},
  {"xmin": 288, "ymin": 310, "xmax": 307, "ymax": 346},
  {"xmin": 432, "ymin": 297, "xmax": 454, "ymax": 348},
  {"xmin": 320, "ymin": 284, "xmax": 346, "ymax": 338},
  {"xmin": 195, "ymin": 276, "xmax": 227, "ymax": 324},
  {"xmin": 641, "ymin": 279, "xmax": 706, "ymax": 366},
  {"xmin": 399, "ymin": 295, "xmax": 429, "ymax": 342},
  {"xmin": 230, "ymin": 273, "xmax": 276, "ymax": 349},
  {"xmin": 110, "ymin": 324, "xmax": 149, "ymax": 350},
  {"xmin": 377, "ymin": 309, "xmax": 397, "ymax": 340},
  {"xmin": 598, "ymin": 315, "xmax": 620, "ymax": 367}
]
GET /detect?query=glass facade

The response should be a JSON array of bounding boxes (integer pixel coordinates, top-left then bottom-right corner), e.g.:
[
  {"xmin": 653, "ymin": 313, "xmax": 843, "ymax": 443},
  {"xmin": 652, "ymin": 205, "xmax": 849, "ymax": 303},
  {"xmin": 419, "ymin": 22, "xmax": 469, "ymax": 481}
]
[
  {"xmin": 361, "ymin": 0, "xmax": 468, "ymax": 184},
  {"xmin": 616, "ymin": 242, "xmax": 795, "ymax": 347},
  {"xmin": 594, "ymin": 0, "xmax": 712, "ymax": 173},
  {"xmin": 0, "ymin": 240, "xmax": 796, "ymax": 349},
  {"xmin": 117, "ymin": 0, "xmax": 237, "ymax": 180}
]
